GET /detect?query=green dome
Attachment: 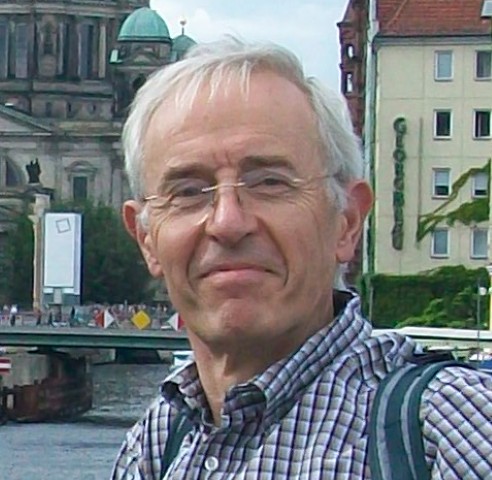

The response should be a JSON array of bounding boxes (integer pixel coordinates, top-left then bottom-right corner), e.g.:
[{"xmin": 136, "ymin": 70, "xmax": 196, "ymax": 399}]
[
  {"xmin": 118, "ymin": 7, "xmax": 170, "ymax": 42},
  {"xmin": 171, "ymin": 34, "xmax": 196, "ymax": 60}
]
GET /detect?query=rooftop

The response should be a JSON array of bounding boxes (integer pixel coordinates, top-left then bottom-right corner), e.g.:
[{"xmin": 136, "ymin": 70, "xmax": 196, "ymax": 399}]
[{"xmin": 378, "ymin": 0, "xmax": 491, "ymax": 36}]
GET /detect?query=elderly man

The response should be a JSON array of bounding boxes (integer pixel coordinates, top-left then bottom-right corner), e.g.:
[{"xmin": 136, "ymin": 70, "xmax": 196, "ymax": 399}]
[{"xmin": 112, "ymin": 38, "xmax": 492, "ymax": 479}]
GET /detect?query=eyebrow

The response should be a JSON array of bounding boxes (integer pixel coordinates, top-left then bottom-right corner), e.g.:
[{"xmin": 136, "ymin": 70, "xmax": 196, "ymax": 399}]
[
  {"xmin": 155, "ymin": 163, "xmax": 212, "ymax": 193},
  {"xmin": 239, "ymin": 155, "xmax": 296, "ymax": 172}
]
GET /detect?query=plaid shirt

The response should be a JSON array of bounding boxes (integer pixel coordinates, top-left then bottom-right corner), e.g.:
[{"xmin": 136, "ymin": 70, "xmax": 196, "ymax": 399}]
[{"xmin": 111, "ymin": 293, "xmax": 492, "ymax": 479}]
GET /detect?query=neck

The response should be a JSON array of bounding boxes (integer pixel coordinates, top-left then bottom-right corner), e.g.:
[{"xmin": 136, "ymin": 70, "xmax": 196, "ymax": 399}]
[
  {"xmin": 187, "ymin": 308, "xmax": 333, "ymax": 426},
  {"xmin": 190, "ymin": 332, "xmax": 282, "ymax": 425}
]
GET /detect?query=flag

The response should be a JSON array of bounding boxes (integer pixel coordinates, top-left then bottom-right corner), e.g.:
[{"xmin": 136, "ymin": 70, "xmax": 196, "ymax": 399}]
[
  {"xmin": 103, "ymin": 309, "xmax": 115, "ymax": 328},
  {"xmin": 168, "ymin": 312, "xmax": 185, "ymax": 331},
  {"xmin": 94, "ymin": 310, "xmax": 104, "ymax": 328},
  {"xmin": 131, "ymin": 310, "xmax": 151, "ymax": 330}
]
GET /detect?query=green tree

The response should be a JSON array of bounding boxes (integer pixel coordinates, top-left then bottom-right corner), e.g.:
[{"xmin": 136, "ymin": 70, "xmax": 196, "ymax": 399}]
[
  {"xmin": 396, "ymin": 285, "xmax": 487, "ymax": 330},
  {"xmin": 3, "ymin": 209, "xmax": 34, "ymax": 307}
]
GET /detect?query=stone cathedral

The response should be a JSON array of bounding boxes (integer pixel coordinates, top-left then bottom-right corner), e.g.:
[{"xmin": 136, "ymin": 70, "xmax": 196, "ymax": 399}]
[{"xmin": 0, "ymin": 0, "xmax": 196, "ymax": 240}]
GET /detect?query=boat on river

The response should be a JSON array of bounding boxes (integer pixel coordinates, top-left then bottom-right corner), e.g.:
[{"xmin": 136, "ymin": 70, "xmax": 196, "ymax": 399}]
[{"xmin": 0, "ymin": 352, "xmax": 92, "ymax": 423}]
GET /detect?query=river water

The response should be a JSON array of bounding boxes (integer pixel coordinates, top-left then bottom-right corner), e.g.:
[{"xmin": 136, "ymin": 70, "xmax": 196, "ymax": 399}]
[{"xmin": 0, "ymin": 363, "xmax": 170, "ymax": 480}]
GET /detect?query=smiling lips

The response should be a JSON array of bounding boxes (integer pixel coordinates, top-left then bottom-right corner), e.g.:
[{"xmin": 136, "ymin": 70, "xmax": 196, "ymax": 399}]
[{"xmin": 201, "ymin": 263, "xmax": 270, "ymax": 279}]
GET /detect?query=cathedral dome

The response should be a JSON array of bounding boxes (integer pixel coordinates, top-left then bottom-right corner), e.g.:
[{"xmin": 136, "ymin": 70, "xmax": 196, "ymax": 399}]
[
  {"xmin": 172, "ymin": 34, "xmax": 197, "ymax": 59},
  {"xmin": 118, "ymin": 7, "xmax": 171, "ymax": 42}
]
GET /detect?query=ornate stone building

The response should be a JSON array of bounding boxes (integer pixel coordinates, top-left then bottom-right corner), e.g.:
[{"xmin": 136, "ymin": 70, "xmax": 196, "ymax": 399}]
[
  {"xmin": 338, "ymin": 0, "xmax": 367, "ymax": 138},
  {"xmin": 0, "ymin": 0, "xmax": 195, "ymax": 237}
]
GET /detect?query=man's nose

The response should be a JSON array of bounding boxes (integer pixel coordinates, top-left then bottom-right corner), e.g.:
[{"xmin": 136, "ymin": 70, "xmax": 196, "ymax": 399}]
[{"xmin": 204, "ymin": 186, "xmax": 258, "ymax": 246}]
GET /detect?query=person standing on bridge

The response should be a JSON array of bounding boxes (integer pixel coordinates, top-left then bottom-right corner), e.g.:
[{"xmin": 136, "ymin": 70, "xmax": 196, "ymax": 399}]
[
  {"xmin": 111, "ymin": 38, "xmax": 492, "ymax": 479},
  {"xmin": 9, "ymin": 304, "xmax": 17, "ymax": 327}
]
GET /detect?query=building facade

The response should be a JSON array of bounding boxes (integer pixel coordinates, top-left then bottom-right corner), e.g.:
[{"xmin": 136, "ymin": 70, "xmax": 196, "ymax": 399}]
[
  {"xmin": 338, "ymin": 0, "xmax": 368, "ymax": 138},
  {"xmin": 0, "ymin": 0, "xmax": 195, "ymax": 236},
  {"xmin": 340, "ymin": 0, "xmax": 492, "ymax": 276}
]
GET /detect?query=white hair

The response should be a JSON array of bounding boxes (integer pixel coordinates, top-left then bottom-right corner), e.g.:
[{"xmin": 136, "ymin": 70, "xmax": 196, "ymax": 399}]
[{"xmin": 123, "ymin": 37, "xmax": 364, "ymax": 288}]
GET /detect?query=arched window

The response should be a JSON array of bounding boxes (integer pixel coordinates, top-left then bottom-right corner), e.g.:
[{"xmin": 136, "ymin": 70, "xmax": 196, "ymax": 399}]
[
  {"xmin": 346, "ymin": 44, "xmax": 355, "ymax": 59},
  {"xmin": 0, "ymin": 156, "xmax": 23, "ymax": 188},
  {"xmin": 66, "ymin": 161, "xmax": 97, "ymax": 202}
]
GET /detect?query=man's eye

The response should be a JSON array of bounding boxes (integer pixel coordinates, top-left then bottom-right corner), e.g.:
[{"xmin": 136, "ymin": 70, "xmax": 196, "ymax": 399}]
[
  {"xmin": 168, "ymin": 180, "xmax": 208, "ymax": 198},
  {"xmin": 246, "ymin": 172, "xmax": 295, "ymax": 190},
  {"xmin": 260, "ymin": 175, "xmax": 289, "ymax": 186}
]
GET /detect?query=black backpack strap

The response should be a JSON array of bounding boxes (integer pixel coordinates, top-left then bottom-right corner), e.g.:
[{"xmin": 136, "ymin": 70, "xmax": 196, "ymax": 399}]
[
  {"xmin": 368, "ymin": 357, "xmax": 475, "ymax": 480},
  {"xmin": 161, "ymin": 411, "xmax": 194, "ymax": 478}
]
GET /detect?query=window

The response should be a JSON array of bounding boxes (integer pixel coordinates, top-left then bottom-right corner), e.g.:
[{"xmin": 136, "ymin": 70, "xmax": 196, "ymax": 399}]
[
  {"xmin": 433, "ymin": 168, "xmax": 450, "ymax": 197},
  {"xmin": 0, "ymin": 23, "xmax": 8, "ymax": 79},
  {"xmin": 476, "ymin": 51, "xmax": 492, "ymax": 79},
  {"xmin": 474, "ymin": 110, "xmax": 491, "ymax": 138},
  {"xmin": 15, "ymin": 24, "xmax": 28, "ymax": 79},
  {"xmin": 72, "ymin": 176, "xmax": 88, "ymax": 201},
  {"xmin": 45, "ymin": 102, "xmax": 53, "ymax": 117},
  {"xmin": 343, "ymin": 72, "xmax": 354, "ymax": 94},
  {"xmin": 435, "ymin": 51, "xmax": 453, "ymax": 80},
  {"xmin": 57, "ymin": 23, "xmax": 70, "ymax": 75},
  {"xmin": 80, "ymin": 24, "xmax": 95, "ymax": 79},
  {"xmin": 473, "ymin": 171, "xmax": 488, "ymax": 197},
  {"xmin": 471, "ymin": 229, "xmax": 488, "ymax": 259},
  {"xmin": 43, "ymin": 23, "xmax": 54, "ymax": 55},
  {"xmin": 431, "ymin": 229, "xmax": 449, "ymax": 257},
  {"xmin": 434, "ymin": 110, "xmax": 452, "ymax": 138},
  {"xmin": 67, "ymin": 160, "xmax": 96, "ymax": 201},
  {"xmin": 0, "ymin": 157, "xmax": 22, "ymax": 188}
]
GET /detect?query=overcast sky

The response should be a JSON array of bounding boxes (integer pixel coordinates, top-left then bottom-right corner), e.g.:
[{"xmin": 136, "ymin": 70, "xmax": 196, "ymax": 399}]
[{"xmin": 150, "ymin": 0, "xmax": 348, "ymax": 90}]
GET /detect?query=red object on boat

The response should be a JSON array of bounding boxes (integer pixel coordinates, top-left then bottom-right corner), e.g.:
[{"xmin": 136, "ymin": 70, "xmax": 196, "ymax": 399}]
[{"xmin": 0, "ymin": 357, "xmax": 11, "ymax": 375}]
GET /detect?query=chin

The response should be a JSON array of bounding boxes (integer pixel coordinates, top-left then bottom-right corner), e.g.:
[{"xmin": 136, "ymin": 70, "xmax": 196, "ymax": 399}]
[{"xmin": 201, "ymin": 303, "xmax": 266, "ymax": 339}]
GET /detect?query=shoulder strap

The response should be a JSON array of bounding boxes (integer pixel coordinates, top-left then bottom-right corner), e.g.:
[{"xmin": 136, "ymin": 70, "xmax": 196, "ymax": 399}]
[
  {"xmin": 368, "ymin": 357, "xmax": 475, "ymax": 480},
  {"xmin": 161, "ymin": 411, "xmax": 194, "ymax": 478}
]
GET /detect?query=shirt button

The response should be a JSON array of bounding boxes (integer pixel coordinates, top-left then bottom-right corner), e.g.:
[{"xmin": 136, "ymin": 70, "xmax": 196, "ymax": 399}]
[{"xmin": 204, "ymin": 456, "xmax": 219, "ymax": 472}]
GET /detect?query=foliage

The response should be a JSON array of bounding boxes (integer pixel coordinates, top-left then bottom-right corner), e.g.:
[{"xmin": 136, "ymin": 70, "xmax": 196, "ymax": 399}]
[
  {"xmin": 395, "ymin": 286, "xmax": 487, "ymax": 330},
  {"xmin": 417, "ymin": 160, "xmax": 491, "ymax": 241},
  {"xmin": 2, "ymin": 209, "xmax": 34, "ymax": 308},
  {"xmin": 51, "ymin": 201, "xmax": 153, "ymax": 304},
  {"xmin": 361, "ymin": 266, "xmax": 489, "ymax": 328},
  {"xmin": 0, "ymin": 234, "xmax": 12, "ymax": 305}
]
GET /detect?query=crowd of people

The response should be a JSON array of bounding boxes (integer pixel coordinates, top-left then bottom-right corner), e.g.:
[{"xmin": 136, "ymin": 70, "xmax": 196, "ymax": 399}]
[{"xmin": 0, "ymin": 302, "xmax": 175, "ymax": 329}]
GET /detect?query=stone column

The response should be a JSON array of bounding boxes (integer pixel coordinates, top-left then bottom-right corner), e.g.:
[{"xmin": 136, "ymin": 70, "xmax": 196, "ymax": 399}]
[{"xmin": 29, "ymin": 194, "xmax": 51, "ymax": 311}]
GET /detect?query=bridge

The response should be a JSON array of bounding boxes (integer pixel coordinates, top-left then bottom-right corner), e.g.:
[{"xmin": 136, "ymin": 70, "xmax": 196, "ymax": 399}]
[
  {"xmin": 0, "ymin": 326, "xmax": 190, "ymax": 351},
  {"xmin": 1, "ymin": 325, "xmax": 492, "ymax": 353}
]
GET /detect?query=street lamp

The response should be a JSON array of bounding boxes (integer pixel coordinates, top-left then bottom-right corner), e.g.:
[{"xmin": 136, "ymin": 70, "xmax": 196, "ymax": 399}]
[
  {"xmin": 483, "ymin": 0, "xmax": 492, "ymax": 332},
  {"xmin": 486, "ymin": 265, "xmax": 492, "ymax": 330}
]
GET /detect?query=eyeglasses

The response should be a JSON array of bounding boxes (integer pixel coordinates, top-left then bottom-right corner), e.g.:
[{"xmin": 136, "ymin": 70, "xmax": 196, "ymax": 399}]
[{"xmin": 142, "ymin": 169, "xmax": 332, "ymax": 216}]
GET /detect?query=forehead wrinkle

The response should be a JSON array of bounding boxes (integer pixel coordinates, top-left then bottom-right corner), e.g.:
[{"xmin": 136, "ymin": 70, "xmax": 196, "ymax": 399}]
[{"xmin": 239, "ymin": 155, "xmax": 297, "ymax": 173}]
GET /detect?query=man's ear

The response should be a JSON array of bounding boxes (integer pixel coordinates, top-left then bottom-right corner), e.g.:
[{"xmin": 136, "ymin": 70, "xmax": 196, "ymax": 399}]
[
  {"xmin": 122, "ymin": 200, "xmax": 163, "ymax": 278},
  {"xmin": 335, "ymin": 180, "xmax": 373, "ymax": 264}
]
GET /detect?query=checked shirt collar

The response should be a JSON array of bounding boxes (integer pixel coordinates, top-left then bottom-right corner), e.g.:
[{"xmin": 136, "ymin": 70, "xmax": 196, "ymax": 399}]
[{"xmin": 160, "ymin": 291, "xmax": 372, "ymax": 432}]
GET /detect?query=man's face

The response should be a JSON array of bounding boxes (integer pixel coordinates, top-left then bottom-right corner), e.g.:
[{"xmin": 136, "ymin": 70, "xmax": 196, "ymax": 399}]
[{"xmin": 125, "ymin": 71, "xmax": 370, "ymax": 355}]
